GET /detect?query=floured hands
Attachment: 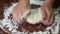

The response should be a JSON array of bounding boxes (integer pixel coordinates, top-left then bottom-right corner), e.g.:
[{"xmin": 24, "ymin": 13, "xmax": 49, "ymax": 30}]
[
  {"xmin": 12, "ymin": 0, "xmax": 30, "ymax": 24},
  {"xmin": 12, "ymin": 0, "xmax": 55, "ymax": 25},
  {"xmin": 12, "ymin": 5, "xmax": 24, "ymax": 24},
  {"xmin": 41, "ymin": 4, "xmax": 55, "ymax": 26},
  {"xmin": 12, "ymin": 5, "xmax": 29, "ymax": 24}
]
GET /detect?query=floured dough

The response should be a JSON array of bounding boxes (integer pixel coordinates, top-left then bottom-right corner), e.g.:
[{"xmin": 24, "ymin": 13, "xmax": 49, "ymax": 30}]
[{"xmin": 26, "ymin": 8, "xmax": 43, "ymax": 24}]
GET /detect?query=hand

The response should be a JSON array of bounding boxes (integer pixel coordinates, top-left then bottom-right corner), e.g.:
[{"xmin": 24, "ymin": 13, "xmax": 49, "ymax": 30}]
[
  {"xmin": 12, "ymin": 0, "xmax": 30, "ymax": 25},
  {"xmin": 12, "ymin": 4, "xmax": 29, "ymax": 24},
  {"xmin": 40, "ymin": 4, "xmax": 55, "ymax": 26}
]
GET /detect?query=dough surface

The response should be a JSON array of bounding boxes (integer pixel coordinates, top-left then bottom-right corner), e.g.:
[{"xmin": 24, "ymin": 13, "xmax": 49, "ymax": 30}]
[{"xmin": 26, "ymin": 8, "xmax": 43, "ymax": 24}]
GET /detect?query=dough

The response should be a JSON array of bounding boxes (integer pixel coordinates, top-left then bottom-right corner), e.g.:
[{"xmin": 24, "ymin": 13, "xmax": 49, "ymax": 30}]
[{"xmin": 26, "ymin": 8, "xmax": 43, "ymax": 24}]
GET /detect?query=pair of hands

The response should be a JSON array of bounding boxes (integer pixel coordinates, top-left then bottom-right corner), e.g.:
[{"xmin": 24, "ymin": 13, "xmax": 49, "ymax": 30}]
[{"xmin": 12, "ymin": 4, "xmax": 55, "ymax": 26}]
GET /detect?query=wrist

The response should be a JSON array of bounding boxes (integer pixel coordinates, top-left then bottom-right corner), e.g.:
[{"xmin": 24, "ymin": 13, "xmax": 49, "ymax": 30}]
[{"xmin": 45, "ymin": 0, "xmax": 55, "ymax": 7}]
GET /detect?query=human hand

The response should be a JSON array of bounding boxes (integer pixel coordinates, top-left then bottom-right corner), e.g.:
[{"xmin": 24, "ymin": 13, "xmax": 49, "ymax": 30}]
[
  {"xmin": 40, "ymin": 4, "xmax": 55, "ymax": 26},
  {"xmin": 12, "ymin": 4, "xmax": 29, "ymax": 24}
]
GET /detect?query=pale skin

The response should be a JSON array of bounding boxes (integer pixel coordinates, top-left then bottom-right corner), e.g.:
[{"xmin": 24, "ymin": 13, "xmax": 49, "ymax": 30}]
[
  {"xmin": 41, "ymin": 0, "xmax": 55, "ymax": 25},
  {"xmin": 12, "ymin": 0, "xmax": 55, "ymax": 25}
]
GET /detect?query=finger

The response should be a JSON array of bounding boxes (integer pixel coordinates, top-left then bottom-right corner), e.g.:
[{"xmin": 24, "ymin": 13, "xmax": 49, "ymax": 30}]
[
  {"xmin": 41, "ymin": 6, "xmax": 47, "ymax": 19},
  {"xmin": 49, "ymin": 12, "xmax": 55, "ymax": 25},
  {"xmin": 12, "ymin": 13, "xmax": 17, "ymax": 22},
  {"xmin": 46, "ymin": 8, "xmax": 52, "ymax": 22}
]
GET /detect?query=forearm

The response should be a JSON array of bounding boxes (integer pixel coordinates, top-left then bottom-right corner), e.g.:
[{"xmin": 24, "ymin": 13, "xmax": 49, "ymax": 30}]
[
  {"xmin": 18, "ymin": 0, "xmax": 30, "ymax": 9},
  {"xmin": 45, "ymin": 0, "xmax": 55, "ymax": 7}
]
